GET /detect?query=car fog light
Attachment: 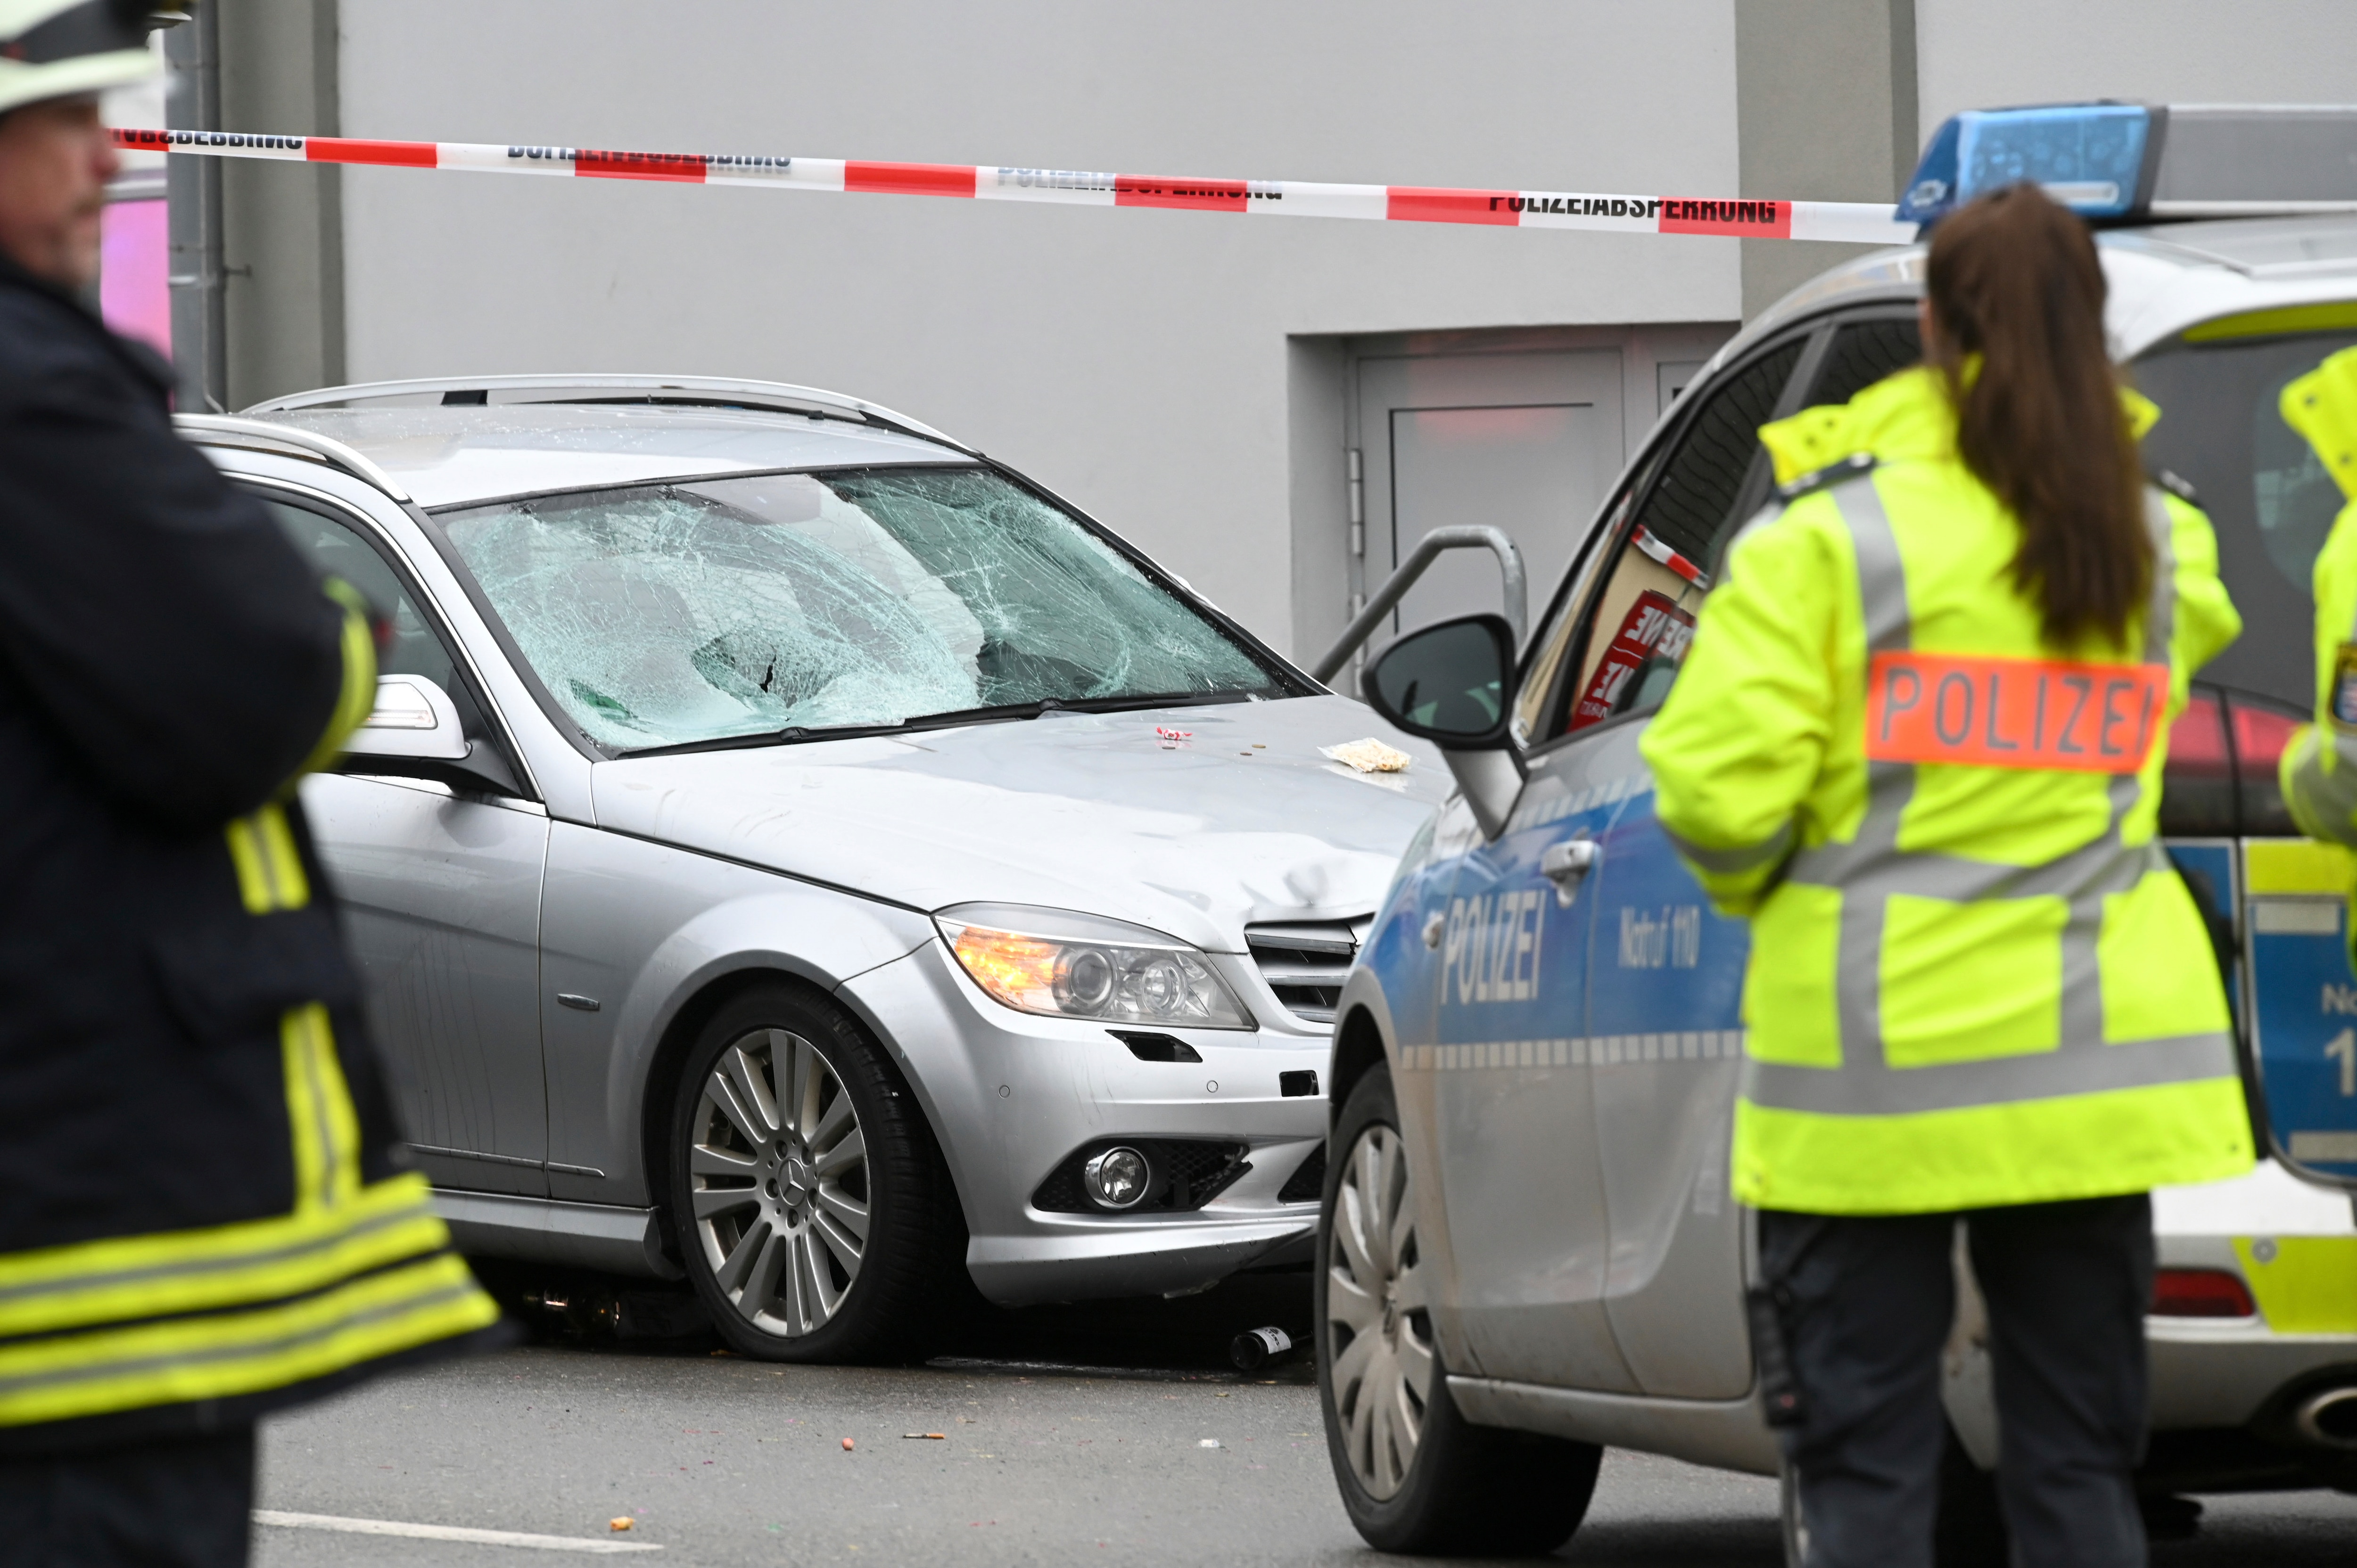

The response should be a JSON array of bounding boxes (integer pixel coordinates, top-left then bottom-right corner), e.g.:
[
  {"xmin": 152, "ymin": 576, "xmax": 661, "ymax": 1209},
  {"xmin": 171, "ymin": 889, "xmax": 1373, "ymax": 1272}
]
[
  {"xmin": 1083, "ymin": 1146, "xmax": 1153, "ymax": 1210},
  {"xmin": 934, "ymin": 902, "xmax": 1254, "ymax": 1029}
]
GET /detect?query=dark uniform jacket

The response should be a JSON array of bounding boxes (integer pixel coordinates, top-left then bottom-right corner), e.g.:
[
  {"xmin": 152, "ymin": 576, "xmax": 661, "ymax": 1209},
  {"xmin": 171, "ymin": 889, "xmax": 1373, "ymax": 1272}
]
[{"xmin": 0, "ymin": 255, "xmax": 498, "ymax": 1452}]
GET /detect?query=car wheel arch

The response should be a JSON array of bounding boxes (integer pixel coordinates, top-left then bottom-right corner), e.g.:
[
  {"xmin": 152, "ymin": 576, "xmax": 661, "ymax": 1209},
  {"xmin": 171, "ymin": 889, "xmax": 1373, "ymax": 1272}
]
[
  {"xmin": 636, "ymin": 964, "xmax": 967, "ymax": 1273},
  {"xmin": 1329, "ymin": 1004, "xmax": 1389, "ymax": 1134}
]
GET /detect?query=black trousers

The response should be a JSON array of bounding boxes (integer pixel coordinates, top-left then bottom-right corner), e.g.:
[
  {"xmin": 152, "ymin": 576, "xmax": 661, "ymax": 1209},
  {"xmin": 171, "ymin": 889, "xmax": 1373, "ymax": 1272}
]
[
  {"xmin": 1760, "ymin": 1195, "xmax": 2154, "ymax": 1568},
  {"xmin": 0, "ymin": 1428, "xmax": 255, "ymax": 1568}
]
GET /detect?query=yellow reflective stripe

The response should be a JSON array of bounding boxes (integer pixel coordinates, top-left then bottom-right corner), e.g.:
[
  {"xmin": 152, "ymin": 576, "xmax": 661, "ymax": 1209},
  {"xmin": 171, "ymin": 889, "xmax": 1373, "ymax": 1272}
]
[
  {"xmin": 0, "ymin": 1252, "xmax": 499, "ymax": 1429},
  {"xmin": 0, "ymin": 1182, "xmax": 447, "ymax": 1341},
  {"xmin": 2244, "ymin": 837, "xmax": 2356, "ymax": 895},
  {"xmin": 295, "ymin": 587, "xmax": 379, "ymax": 783},
  {"xmin": 281, "ymin": 1004, "xmax": 359, "ymax": 1211},
  {"xmin": 2235, "ymin": 1236, "xmax": 2357, "ymax": 1333},
  {"xmin": 224, "ymin": 803, "xmax": 309, "ymax": 913},
  {"xmin": 2186, "ymin": 302, "xmax": 2357, "ymax": 343}
]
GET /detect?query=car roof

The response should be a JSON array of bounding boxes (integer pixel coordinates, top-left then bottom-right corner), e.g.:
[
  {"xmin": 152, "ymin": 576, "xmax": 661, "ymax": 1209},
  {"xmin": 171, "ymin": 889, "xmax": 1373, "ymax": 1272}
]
[
  {"xmin": 1719, "ymin": 212, "xmax": 2357, "ymax": 378},
  {"xmin": 234, "ymin": 376, "xmax": 976, "ymax": 509}
]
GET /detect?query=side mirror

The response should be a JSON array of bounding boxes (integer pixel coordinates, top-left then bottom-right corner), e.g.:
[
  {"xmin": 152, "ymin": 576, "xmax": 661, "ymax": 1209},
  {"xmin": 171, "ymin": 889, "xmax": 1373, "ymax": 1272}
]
[
  {"xmin": 1362, "ymin": 614, "xmax": 1525, "ymax": 839},
  {"xmin": 339, "ymin": 674, "xmax": 521, "ymax": 796}
]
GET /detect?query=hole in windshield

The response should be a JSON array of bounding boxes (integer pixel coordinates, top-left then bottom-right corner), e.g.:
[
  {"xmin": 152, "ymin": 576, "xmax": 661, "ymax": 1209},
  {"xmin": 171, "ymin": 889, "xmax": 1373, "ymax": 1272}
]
[{"xmin": 438, "ymin": 467, "xmax": 1285, "ymax": 750}]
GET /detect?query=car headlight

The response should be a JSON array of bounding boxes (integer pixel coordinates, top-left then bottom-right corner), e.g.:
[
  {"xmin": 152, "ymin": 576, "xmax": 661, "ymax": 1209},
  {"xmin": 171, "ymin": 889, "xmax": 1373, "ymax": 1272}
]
[{"xmin": 933, "ymin": 902, "xmax": 1255, "ymax": 1030}]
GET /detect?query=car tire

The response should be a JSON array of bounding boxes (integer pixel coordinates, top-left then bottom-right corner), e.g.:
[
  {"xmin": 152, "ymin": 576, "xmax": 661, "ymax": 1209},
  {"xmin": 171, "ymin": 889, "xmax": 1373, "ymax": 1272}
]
[
  {"xmin": 1316, "ymin": 1064, "xmax": 1601, "ymax": 1556},
  {"xmin": 668, "ymin": 982, "xmax": 958, "ymax": 1363}
]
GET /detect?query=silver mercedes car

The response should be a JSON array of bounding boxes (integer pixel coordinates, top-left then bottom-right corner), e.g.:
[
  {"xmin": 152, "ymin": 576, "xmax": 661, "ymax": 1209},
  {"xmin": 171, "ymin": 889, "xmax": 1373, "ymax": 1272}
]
[{"xmin": 181, "ymin": 375, "xmax": 1445, "ymax": 1362}]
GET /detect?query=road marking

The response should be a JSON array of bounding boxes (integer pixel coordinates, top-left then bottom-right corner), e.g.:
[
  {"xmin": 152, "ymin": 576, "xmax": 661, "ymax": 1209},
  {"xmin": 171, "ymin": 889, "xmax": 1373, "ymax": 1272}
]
[{"xmin": 253, "ymin": 1510, "xmax": 661, "ymax": 1553}]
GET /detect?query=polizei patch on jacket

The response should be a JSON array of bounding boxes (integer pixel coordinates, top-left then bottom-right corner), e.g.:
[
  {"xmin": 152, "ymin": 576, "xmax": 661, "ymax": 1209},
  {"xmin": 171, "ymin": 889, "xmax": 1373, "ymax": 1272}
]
[{"xmin": 1864, "ymin": 652, "xmax": 2168, "ymax": 772}]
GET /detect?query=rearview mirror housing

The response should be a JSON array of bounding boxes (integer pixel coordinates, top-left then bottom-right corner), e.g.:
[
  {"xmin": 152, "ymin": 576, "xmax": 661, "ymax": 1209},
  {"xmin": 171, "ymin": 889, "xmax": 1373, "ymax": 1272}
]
[
  {"xmin": 1361, "ymin": 614, "xmax": 1524, "ymax": 839},
  {"xmin": 338, "ymin": 674, "xmax": 520, "ymax": 796},
  {"xmin": 1360, "ymin": 614, "xmax": 1519, "ymax": 748}
]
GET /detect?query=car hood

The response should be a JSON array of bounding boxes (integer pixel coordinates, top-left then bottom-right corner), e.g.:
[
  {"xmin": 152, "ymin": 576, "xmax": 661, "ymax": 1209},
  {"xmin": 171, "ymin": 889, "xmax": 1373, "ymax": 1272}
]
[{"xmin": 589, "ymin": 695, "xmax": 1450, "ymax": 951}]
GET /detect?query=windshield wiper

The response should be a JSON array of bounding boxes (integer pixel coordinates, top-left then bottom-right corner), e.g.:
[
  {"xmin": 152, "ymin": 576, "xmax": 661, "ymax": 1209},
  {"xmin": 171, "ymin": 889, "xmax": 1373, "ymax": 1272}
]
[{"xmin": 615, "ymin": 689, "xmax": 1271, "ymax": 759}]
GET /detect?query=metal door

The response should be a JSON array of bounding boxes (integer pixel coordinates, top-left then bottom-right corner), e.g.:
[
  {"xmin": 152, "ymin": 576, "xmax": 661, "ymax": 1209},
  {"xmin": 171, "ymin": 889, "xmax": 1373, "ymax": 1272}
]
[
  {"xmin": 1356, "ymin": 351, "xmax": 1623, "ymax": 656},
  {"xmin": 260, "ymin": 494, "xmax": 554, "ymax": 1197}
]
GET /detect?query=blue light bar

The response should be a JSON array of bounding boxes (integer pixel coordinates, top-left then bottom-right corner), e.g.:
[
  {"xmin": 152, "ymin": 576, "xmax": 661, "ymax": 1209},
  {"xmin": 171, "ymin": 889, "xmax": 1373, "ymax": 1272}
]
[{"xmin": 1898, "ymin": 104, "xmax": 2153, "ymax": 227}]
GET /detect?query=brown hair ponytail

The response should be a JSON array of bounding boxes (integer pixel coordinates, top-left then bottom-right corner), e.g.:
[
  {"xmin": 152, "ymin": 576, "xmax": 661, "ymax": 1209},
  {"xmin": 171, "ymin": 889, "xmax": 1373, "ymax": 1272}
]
[{"xmin": 1924, "ymin": 184, "xmax": 2150, "ymax": 650}]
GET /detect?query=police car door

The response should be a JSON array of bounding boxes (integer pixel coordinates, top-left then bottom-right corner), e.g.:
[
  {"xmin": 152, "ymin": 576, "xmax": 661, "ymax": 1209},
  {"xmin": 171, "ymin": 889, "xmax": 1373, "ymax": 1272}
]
[
  {"xmin": 1577, "ymin": 318, "xmax": 1919, "ymax": 1399},
  {"xmin": 258, "ymin": 493, "xmax": 554, "ymax": 1199}
]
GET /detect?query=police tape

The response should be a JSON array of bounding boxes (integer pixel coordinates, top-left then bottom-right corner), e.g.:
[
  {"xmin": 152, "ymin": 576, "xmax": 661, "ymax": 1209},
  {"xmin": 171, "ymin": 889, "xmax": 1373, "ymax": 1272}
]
[{"xmin": 114, "ymin": 128, "xmax": 1914, "ymax": 246}]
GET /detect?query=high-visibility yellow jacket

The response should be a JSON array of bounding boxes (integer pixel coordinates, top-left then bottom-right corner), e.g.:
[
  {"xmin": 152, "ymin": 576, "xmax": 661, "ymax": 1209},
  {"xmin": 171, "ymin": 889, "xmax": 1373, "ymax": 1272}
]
[
  {"xmin": 2278, "ymin": 345, "xmax": 2357, "ymax": 848},
  {"xmin": 1639, "ymin": 365, "xmax": 2255, "ymax": 1215}
]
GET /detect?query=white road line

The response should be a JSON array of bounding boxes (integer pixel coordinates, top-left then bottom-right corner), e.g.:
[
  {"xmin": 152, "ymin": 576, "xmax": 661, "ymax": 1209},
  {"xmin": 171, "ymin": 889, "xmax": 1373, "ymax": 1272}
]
[{"xmin": 253, "ymin": 1510, "xmax": 662, "ymax": 1553}]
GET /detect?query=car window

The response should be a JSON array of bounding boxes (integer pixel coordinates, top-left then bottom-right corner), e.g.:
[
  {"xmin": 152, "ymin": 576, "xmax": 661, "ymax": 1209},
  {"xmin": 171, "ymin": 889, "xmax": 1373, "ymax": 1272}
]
[
  {"xmin": 437, "ymin": 467, "xmax": 1290, "ymax": 752},
  {"xmin": 1530, "ymin": 337, "xmax": 1808, "ymax": 741},
  {"xmin": 2134, "ymin": 327, "xmax": 2357, "ymax": 707},
  {"xmin": 1803, "ymin": 315, "xmax": 1921, "ymax": 409},
  {"xmin": 259, "ymin": 494, "xmax": 517, "ymax": 767},
  {"xmin": 262, "ymin": 497, "xmax": 457, "ymax": 694}
]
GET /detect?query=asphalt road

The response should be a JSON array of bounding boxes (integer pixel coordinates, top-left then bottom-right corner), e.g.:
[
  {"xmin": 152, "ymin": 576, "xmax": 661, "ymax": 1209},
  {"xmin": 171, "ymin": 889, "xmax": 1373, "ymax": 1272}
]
[{"xmin": 248, "ymin": 1272, "xmax": 2357, "ymax": 1567}]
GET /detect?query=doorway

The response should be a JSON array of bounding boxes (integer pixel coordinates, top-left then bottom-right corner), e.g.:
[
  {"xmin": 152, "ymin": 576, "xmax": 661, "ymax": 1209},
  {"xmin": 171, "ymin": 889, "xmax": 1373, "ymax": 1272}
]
[{"xmin": 1358, "ymin": 349, "xmax": 1623, "ymax": 650}]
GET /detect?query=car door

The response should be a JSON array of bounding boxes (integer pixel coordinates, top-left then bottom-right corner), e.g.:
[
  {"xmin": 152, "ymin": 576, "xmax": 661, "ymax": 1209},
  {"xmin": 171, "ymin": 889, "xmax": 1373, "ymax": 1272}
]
[
  {"xmin": 1415, "ymin": 330, "xmax": 1817, "ymax": 1393},
  {"xmin": 258, "ymin": 491, "xmax": 555, "ymax": 1197},
  {"xmin": 1572, "ymin": 315, "xmax": 1918, "ymax": 1398}
]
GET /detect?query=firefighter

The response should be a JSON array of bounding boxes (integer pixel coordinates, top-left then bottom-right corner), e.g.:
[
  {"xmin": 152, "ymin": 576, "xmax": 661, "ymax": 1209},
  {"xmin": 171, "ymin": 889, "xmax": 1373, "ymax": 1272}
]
[
  {"xmin": 0, "ymin": 5, "xmax": 500, "ymax": 1564},
  {"xmin": 1640, "ymin": 183, "xmax": 2254, "ymax": 1567}
]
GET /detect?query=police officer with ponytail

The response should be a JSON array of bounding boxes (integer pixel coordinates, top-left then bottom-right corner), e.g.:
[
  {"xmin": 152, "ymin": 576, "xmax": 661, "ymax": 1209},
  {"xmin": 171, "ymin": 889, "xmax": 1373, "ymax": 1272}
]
[
  {"xmin": 0, "ymin": 6, "xmax": 500, "ymax": 1563},
  {"xmin": 1640, "ymin": 184, "xmax": 2255, "ymax": 1567}
]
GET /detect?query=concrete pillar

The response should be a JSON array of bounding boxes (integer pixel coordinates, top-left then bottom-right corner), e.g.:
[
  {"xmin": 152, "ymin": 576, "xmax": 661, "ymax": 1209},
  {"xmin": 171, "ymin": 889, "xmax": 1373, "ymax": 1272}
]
[
  {"xmin": 1735, "ymin": 0, "xmax": 1919, "ymax": 320},
  {"xmin": 215, "ymin": 0, "xmax": 344, "ymax": 408}
]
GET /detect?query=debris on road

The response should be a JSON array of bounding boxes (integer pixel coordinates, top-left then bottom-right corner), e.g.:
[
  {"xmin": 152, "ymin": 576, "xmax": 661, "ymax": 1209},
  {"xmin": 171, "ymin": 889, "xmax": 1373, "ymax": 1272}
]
[
  {"xmin": 608, "ymin": 1518, "xmax": 635, "ymax": 1533},
  {"xmin": 1320, "ymin": 737, "xmax": 1411, "ymax": 773},
  {"xmin": 1230, "ymin": 1325, "xmax": 1295, "ymax": 1371},
  {"xmin": 841, "ymin": 1437, "xmax": 856, "ymax": 1450},
  {"xmin": 1197, "ymin": 1438, "xmax": 1222, "ymax": 1449},
  {"xmin": 903, "ymin": 1432, "xmax": 947, "ymax": 1439}
]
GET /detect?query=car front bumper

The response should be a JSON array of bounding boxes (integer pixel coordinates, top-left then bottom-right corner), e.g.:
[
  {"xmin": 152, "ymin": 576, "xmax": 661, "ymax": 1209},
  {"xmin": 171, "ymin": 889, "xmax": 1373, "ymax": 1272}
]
[{"xmin": 837, "ymin": 939, "xmax": 1327, "ymax": 1306}]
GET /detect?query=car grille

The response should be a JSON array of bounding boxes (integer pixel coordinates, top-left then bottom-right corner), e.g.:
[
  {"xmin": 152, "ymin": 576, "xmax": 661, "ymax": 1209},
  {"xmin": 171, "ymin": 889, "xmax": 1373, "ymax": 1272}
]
[{"xmin": 1245, "ymin": 918, "xmax": 1372, "ymax": 1025}]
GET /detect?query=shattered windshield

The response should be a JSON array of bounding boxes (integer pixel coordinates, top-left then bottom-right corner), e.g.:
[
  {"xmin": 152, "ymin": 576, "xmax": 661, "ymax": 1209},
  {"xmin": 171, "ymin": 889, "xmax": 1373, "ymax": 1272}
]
[{"xmin": 437, "ymin": 467, "xmax": 1285, "ymax": 750}]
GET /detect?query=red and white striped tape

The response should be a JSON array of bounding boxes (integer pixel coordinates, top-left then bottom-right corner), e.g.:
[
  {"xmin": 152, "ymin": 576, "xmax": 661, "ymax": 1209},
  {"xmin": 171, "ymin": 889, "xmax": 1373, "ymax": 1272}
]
[
  {"xmin": 114, "ymin": 129, "xmax": 1914, "ymax": 246},
  {"xmin": 1632, "ymin": 524, "xmax": 1710, "ymax": 588}
]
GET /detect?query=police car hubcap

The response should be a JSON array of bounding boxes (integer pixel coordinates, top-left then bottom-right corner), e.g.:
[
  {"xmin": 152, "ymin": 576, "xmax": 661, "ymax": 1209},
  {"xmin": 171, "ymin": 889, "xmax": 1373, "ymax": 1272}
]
[
  {"xmin": 1324, "ymin": 1121, "xmax": 1433, "ymax": 1501},
  {"xmin": 688, "ymin": 1028, "xmax": 872, "ymax": 1338}
]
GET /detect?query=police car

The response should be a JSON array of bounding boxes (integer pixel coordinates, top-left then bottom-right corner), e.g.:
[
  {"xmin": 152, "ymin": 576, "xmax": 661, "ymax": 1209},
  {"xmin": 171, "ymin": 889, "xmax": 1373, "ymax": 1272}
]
[{"xmin": 1317, "ymin": 104, "xmax": 2357, "ymax": 1560}]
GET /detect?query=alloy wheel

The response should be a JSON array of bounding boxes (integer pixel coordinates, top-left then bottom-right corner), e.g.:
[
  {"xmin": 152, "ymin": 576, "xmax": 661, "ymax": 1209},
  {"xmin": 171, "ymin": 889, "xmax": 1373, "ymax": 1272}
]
[
  {"xmin": 687, "ymin": 1027, "xmax": 871, "ymax": 1336},
  {"xmin": 1324, "ymin": 1122, "xmax": 1433, "ymax": 1499}
]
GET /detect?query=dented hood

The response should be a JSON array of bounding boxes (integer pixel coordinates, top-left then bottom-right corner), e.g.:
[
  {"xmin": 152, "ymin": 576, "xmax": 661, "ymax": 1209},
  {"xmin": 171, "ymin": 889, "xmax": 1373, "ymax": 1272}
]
[{"xmin": 589, "ymin": 695, "xmax": 1449, "ymax": 951}]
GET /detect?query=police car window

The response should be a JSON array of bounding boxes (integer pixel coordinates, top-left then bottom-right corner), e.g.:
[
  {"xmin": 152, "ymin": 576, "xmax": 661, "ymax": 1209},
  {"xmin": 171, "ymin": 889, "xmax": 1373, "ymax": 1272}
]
[
  {"xmin": 1541, "ymin": 338, "xmax": 1806, "ymax": 739},
  {"xmin": 1804, "ymin": 317, "xmax": 1921, "ymax": 410},
  {"xmin": 2134, "ymin": 329, "xmax": 2357, "ymax": 708},
  {"xmin": 261, "ymin": 498, "xmax": 458, "ymax": 696}
]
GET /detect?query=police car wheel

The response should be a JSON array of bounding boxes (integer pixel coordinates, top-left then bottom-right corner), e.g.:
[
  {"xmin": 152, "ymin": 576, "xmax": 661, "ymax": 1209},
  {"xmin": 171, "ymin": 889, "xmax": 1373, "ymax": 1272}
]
[
  {"xmin": 668, "ymin": 983, "xmax": 956, "ymax": 1363},
  {"xmin": 1316, "ymin": 1065, "xmax": 1600, "ymax": 1554}
]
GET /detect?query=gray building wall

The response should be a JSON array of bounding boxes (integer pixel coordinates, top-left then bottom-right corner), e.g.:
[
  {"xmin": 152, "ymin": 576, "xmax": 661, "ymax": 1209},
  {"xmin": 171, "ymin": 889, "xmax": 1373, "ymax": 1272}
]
[
  {"xmin": 1736, "ymin": 0, "xmax": 1916, "ymax": 320},
  {"xmin": 217, "ymin": 0, "xmax": 343, "ymax": 408},
  {"xmin": 209, "ymin": 2, "xmax": 2341, "ymax": 660},
  {"xmin": 1914, "ymin": 0, "xmax": 2357, "ymax": 143},
  {"xmin": 326, "ymin": 1, "xmax": 1755, "ymax": 660}
]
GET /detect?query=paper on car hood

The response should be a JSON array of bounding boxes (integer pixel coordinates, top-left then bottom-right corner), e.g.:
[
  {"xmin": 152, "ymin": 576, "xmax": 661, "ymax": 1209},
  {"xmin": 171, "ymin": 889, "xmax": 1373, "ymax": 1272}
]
[{"xmin": 589, "ymin": 694, "xmax": 1450, "ymax": 952}]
